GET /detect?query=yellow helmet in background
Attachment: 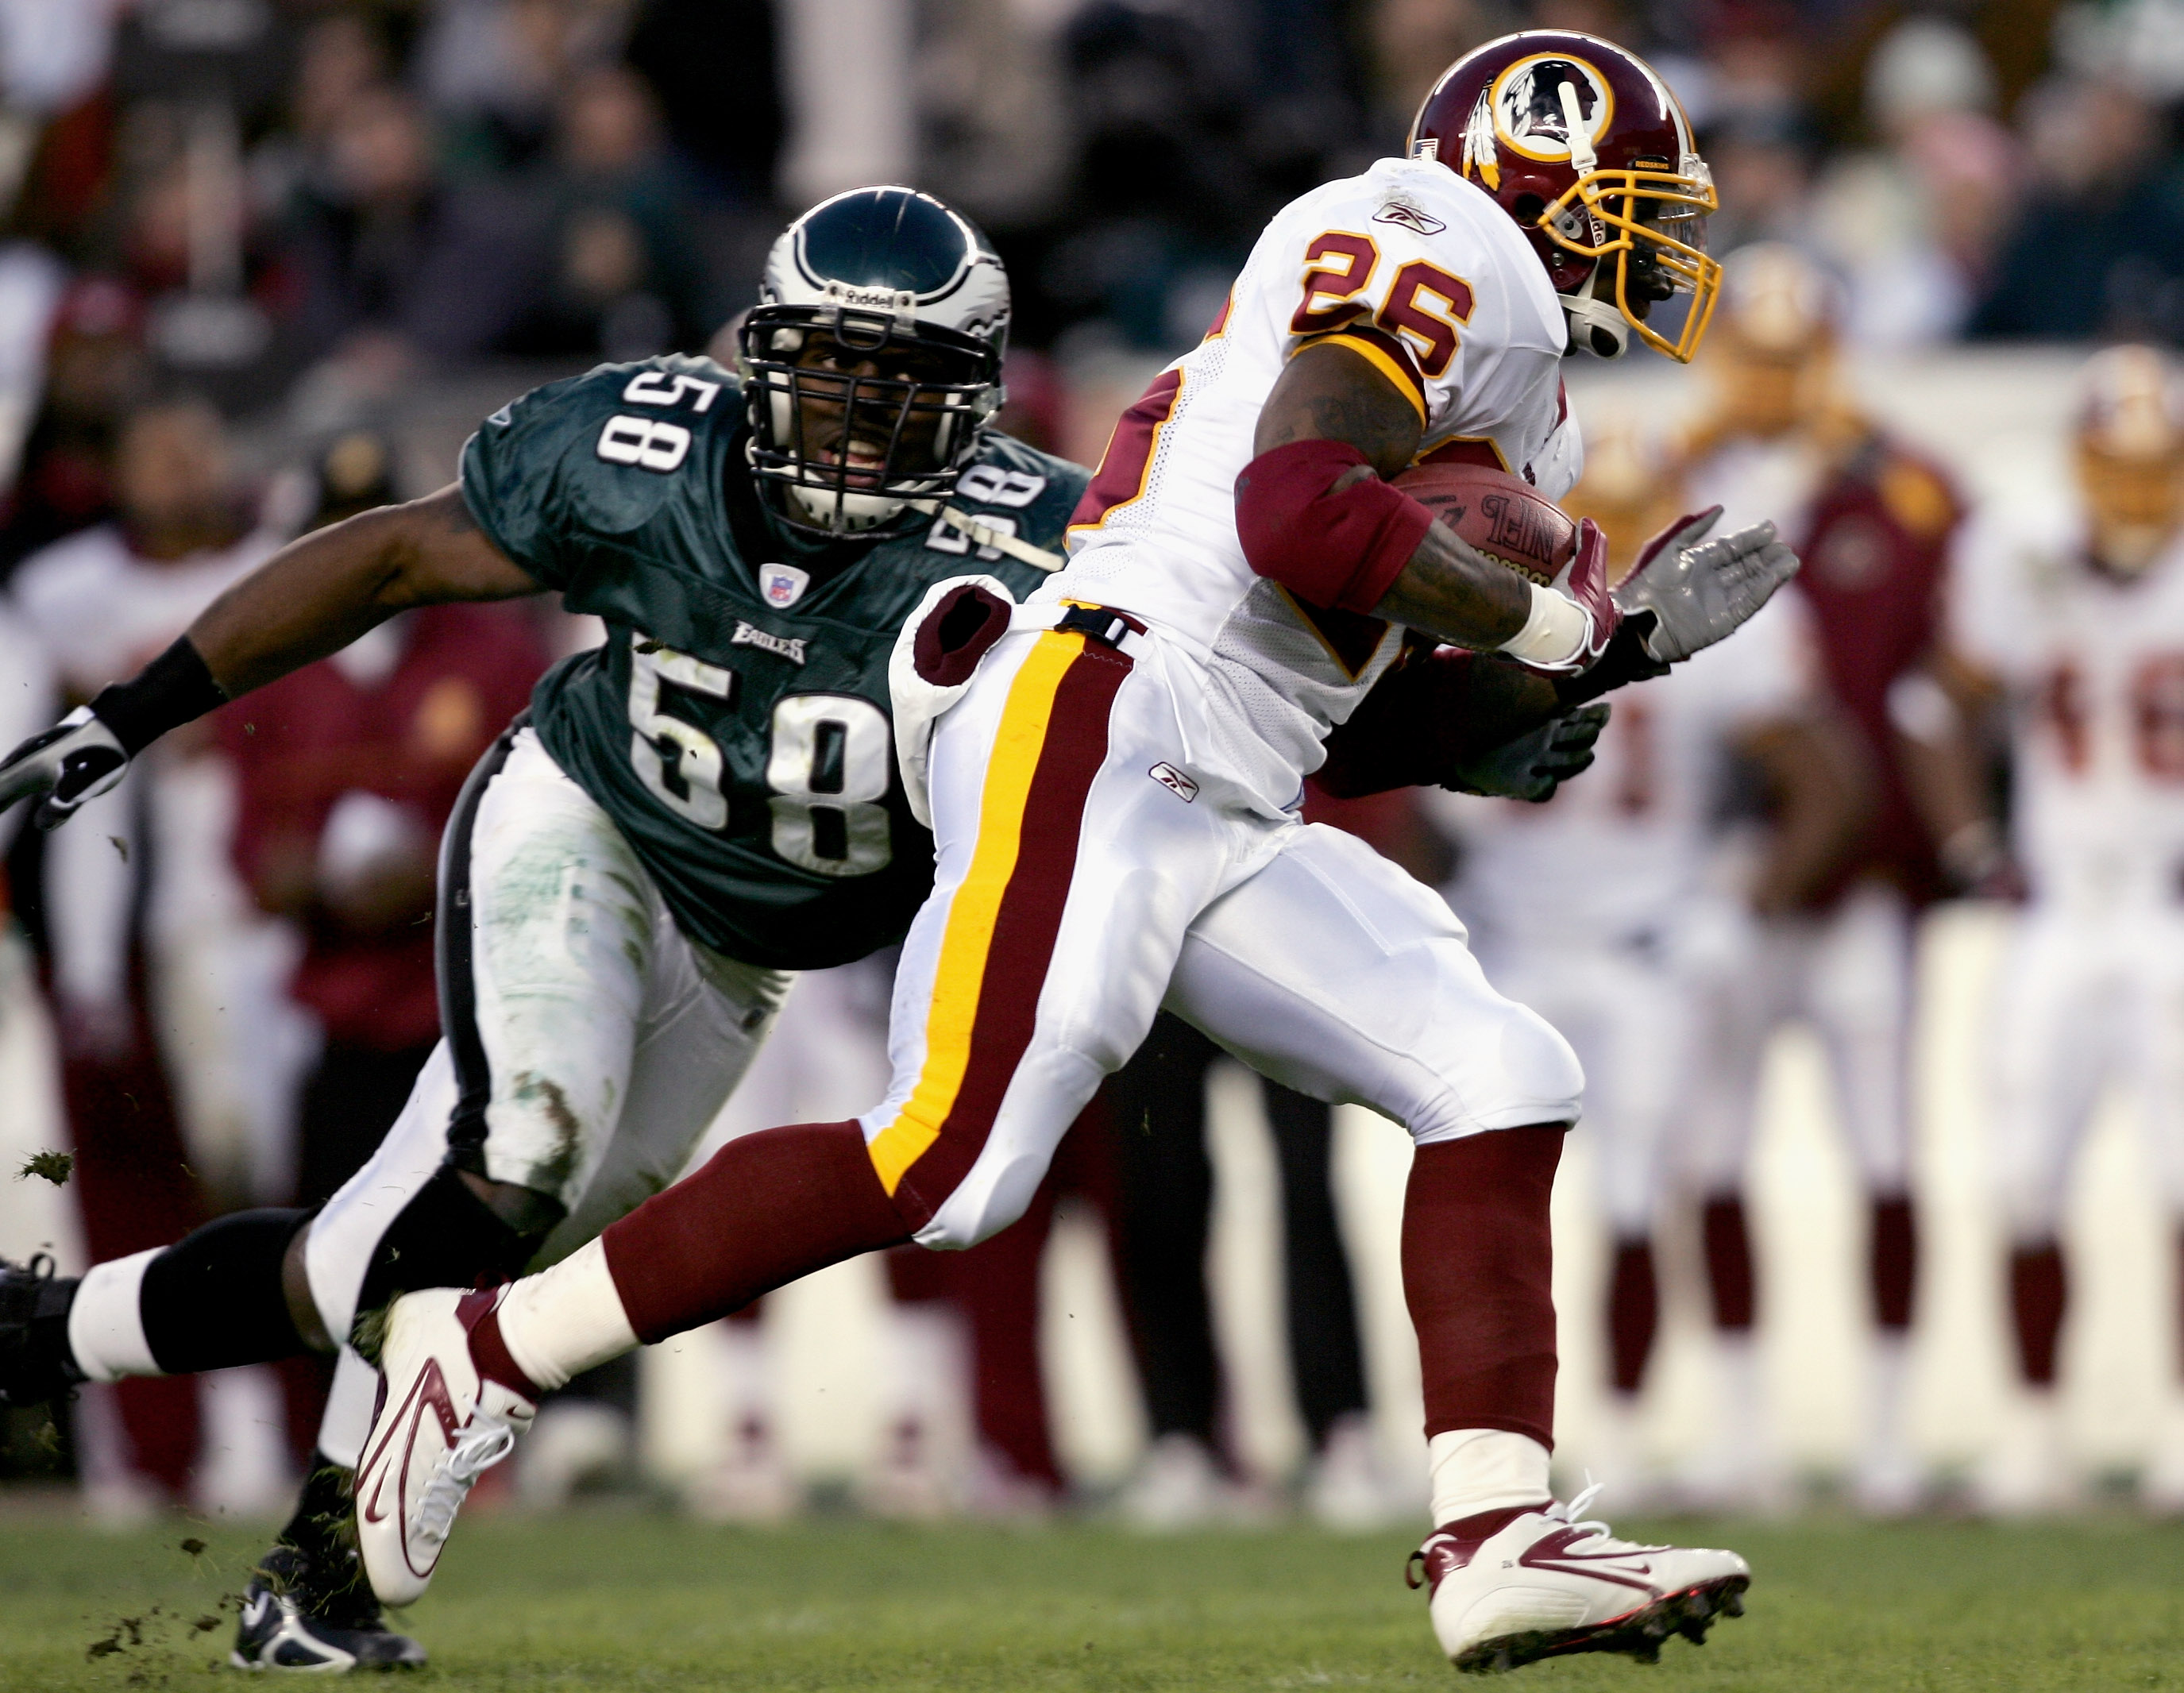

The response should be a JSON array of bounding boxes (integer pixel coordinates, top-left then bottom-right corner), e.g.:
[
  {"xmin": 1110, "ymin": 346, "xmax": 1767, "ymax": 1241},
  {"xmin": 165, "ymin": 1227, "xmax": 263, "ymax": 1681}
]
[
  {"xmin": 1692, "ymin": 243, "xmax": 1844, "ymax": 445},
  {"xmin": 1564, "ymin": 413, "xmax": 1684, "ymax": 586},
  {"xmin": 2075, "ymin": 344, "xmax": 2184, "ymax": 577}
]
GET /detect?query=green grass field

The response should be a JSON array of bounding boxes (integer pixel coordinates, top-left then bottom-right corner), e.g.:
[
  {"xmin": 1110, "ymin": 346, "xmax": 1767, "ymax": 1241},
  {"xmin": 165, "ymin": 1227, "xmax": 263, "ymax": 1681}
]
[{"xmin": 2, "ymin": 1509, "xmax": 2182, "ymax": 1691}]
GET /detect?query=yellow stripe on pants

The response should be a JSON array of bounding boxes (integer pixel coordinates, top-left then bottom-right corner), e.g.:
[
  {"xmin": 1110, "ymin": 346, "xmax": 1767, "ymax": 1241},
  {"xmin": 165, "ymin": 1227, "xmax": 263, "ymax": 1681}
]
[{"xmin": 866, "ymin": 631, "xmax": 1086, "ymax": 1196}]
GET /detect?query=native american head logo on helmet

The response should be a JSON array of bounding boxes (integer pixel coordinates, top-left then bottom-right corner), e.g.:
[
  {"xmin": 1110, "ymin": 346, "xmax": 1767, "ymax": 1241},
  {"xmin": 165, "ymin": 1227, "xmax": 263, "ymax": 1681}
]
[{"xmin": 1410, "ymin": 30, "xmax": 1721, "ymax": 363}]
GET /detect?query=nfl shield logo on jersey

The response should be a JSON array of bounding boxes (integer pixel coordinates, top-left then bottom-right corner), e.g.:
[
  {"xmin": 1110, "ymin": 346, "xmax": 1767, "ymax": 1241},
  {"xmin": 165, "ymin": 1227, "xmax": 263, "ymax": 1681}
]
[{"xmin": 760, "ymin": 564, "xmax": 809, "ymax": 608}]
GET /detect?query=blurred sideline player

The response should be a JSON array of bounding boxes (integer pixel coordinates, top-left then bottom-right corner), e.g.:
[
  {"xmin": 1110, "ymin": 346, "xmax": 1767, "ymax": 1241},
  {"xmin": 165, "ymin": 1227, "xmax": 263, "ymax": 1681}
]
[
  {"xmin": 11, "ymin": 397, "xmax": 296, "ymax": 1516},
  {"xmin": 347, "ymin": 33, "xmax": 1799, "ymax": 1675},
  {"xmin": 0, "ymin": 595, "xmax": 61, "ymax": 1336},
  {"xmin": 1674, "ymin": 245, "xmax": 1973, "ymax": 1514},
  {"xmin": 1950, "ymin": 346, "xmax": 2184, "ymax": 1515},
  {"xmin": 217, "ymin": 433, "xmax": 548, "ymax": 1459},
  {"xmin": 1438, "ymin": 419, "xmax": 1861, "ymax": 1507}
]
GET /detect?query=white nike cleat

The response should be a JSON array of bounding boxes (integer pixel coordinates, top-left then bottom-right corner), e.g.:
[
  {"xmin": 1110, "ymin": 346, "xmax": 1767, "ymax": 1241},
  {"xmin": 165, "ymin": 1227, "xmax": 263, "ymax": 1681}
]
[
  {"xmin": 355, "ymin": 1288, "xmax": 535, "ymax": 1606},
  {"xmin": 1410, "ymin": 1484, "xmax": 1750, "ymax": 1674}
]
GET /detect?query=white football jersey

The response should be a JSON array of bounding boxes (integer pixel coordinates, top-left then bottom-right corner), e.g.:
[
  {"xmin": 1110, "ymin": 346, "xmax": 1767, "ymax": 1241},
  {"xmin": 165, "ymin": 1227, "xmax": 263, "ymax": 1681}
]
[
  {"xmin": 1048, "ymin": 156, "xmax": 1576, "ymax": 779},
  {"xmin": 14, "ymin": 522, "xmax": 280, "ymax": 695},
  {"xmin": 1441, "ymin": 590, "xmax": 1817, "ymax": 947},
  {"xmin": 1953, "ymin": 507, "xmax": 2184, "ymax": 909}
]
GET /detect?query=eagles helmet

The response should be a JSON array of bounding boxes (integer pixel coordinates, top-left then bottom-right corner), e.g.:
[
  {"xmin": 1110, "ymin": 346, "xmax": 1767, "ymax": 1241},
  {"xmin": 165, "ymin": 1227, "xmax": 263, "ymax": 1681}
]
[
  {"xmin": 740, "ymin": 187, "xmax": 1009, "ymax": 535},
  {"xmin": 1409, "ymin": 31, "xmax": 1720, "ymax": 362}
]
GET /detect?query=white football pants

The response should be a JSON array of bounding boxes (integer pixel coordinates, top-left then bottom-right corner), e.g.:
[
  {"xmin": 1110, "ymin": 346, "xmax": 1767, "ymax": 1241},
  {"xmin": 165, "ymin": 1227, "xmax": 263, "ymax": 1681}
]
[
  {"xmin": 859, "ymin": 622, "xmax": 1584, "ymax": 1250},
  {"xmin": 304, "ymin": 728, "xmax": 786, "ymax": 1462},
  {"xmin": 1688, "ymin": 881, "xmax": 1915, "ymax": 1194},
  {"xmin": 1989, "ymin": 898, "xmax": 2184, "ymax": 1240},
  {"xmin": 1480, "ymin": 912, "xmax": 1728, "ymax": 1237}
]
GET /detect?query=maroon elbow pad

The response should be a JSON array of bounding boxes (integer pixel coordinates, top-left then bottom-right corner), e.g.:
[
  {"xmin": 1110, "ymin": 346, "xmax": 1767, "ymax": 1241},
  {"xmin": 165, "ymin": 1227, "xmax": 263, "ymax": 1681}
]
[{"xmin": 1234, "ymin": 440, "xmax": 1435, "ymax": 614}]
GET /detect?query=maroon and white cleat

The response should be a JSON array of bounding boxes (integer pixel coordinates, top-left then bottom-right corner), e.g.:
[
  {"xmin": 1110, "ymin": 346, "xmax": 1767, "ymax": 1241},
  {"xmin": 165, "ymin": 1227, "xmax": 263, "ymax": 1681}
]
[
  {"xmin": 1407, "ymin": 1484, "xmax": 1749, "ymax": 1673},
  {"xmin": 355, "ymin": 1287, "xmax": 536, "ymax": 1606}
]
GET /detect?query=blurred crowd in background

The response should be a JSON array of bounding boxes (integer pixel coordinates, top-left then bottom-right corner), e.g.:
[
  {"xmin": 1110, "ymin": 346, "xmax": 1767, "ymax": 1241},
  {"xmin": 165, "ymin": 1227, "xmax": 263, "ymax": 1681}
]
[{"xmin": 5, "ymin": 0, "xmax": 2184, "ymax": 1534}]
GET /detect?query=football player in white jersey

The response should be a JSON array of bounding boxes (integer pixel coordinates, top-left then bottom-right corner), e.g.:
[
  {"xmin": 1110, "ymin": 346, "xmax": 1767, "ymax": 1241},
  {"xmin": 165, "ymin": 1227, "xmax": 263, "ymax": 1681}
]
[
  {"xmin": 1952, "ymin": 346, "xmax": 2184, "ymax": 1515},
  {"xmin": 1675, "ymin": 245, "xmax": 1974, "ymax": 1516},
  {"xmin": 350, "ymin": 33, "xmax": 1799, "ymax": 1672},
  {"xmin": 1438, "ymin": 422, "xmax": 1859, "ymax": 1509}
]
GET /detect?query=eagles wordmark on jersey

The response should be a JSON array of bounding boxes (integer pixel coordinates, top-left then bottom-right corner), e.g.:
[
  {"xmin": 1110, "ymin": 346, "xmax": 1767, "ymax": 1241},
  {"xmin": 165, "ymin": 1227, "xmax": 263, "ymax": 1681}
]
[{"xmin": 462, "ymin": 353, "xmax": 1084, "ymax": 968}]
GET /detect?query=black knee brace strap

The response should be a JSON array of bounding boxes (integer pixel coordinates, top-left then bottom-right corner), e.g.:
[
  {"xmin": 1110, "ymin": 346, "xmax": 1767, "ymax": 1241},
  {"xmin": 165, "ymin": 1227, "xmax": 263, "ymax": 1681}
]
[
  {"xmin": 352, "ymin": 1162, "xmax": 544, "ymax": 1333},
  {"xmin": 140, "ymin": 1208, "xmax": 314, "ymax": 1375}
]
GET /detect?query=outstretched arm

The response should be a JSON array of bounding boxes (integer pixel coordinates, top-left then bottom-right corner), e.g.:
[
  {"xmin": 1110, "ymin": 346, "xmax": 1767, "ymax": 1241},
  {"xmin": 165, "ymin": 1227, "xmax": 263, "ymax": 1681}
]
[
  {"xmin": 0, "ymin": 484, "xmax": 540, "ymax": 829},
  {"xmin": 191, "ymin": 484, "xmax": 539, "ymax": 696}
]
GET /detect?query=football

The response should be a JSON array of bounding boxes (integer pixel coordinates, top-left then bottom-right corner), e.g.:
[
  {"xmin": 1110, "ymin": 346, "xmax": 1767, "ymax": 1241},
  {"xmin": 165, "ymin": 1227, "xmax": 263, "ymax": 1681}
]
[{"xmin": 1391, "ymin": 460, "xmax": 1576, "ymax": 586}]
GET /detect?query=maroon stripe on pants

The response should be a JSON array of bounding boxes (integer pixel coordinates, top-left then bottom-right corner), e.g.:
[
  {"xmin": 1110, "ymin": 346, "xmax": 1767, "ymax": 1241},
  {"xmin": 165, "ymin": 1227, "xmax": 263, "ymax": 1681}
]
[{"xmin": 890, "ymin": 642, "xmax": 1132, "ymax": 1232}]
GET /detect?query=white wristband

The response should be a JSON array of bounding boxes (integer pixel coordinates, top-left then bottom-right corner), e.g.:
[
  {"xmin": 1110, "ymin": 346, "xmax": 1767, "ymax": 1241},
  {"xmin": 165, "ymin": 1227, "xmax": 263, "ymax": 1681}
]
[{"xmin": 1497, "ymin": 582, "xmax": 1591, "ymax": 669}]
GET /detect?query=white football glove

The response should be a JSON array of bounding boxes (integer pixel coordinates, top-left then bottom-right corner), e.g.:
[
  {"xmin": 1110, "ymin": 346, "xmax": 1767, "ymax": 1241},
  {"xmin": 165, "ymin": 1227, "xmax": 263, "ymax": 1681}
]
[
  {"xmin": 0, "ymin": 708, "xmax": 129, "ymax": 831},
  {"xmin": 1612, "ymin": 507, "xmax": 1800, "ymax": 665}
]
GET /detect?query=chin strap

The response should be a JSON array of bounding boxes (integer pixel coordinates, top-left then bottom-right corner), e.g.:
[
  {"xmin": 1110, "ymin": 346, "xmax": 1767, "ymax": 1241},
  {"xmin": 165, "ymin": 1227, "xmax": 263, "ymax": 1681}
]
[
  {"xmin": 909, "ymin": 499, "xmax": 1066, "ymax": 573},
  {"xmin": 1561, "ymin": 275, "xmax": 1630, "ymax": 360}
]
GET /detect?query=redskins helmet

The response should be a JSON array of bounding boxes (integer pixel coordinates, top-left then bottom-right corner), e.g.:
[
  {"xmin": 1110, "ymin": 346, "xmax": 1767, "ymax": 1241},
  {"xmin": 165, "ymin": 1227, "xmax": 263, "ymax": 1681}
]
[
  {"xmin": 2075, "ymin": 344, "xmax": 2184, "ymax": 577},
  {"xmin": 739, "ymin": 187, "xmax": 1009, "ymax": 536},
  {"xmin": 1409, "ymin": 31, "xmax": 1720, "ymax": 362}
]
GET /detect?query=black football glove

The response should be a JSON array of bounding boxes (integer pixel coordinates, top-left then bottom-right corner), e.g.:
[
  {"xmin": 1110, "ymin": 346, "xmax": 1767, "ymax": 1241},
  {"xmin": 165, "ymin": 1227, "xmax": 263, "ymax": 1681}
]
[
  {"xmin": 0, "ymin": 708, "xmax": 130, "ymax": 831},
  {"xmin": 1443, "ymin": 703, "xmax": 1609, "ymax": 803}
]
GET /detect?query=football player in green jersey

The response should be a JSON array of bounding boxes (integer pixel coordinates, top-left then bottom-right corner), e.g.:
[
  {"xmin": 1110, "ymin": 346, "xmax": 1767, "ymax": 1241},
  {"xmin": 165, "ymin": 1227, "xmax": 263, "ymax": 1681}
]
[{"xmin": 0, "ymin": 185, "xmax": 1607, "ymax": 1671}]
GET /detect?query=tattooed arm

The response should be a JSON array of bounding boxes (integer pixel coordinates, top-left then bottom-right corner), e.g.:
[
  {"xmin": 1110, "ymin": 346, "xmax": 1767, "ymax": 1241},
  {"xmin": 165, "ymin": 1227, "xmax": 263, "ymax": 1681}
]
[
  {"xmin": 1251, "ymin": 341, "xmax": 1530, "ymax": 648},
  {"xmin": 191, "ymin": 484, "xmax": 540, "ymax": 696}
]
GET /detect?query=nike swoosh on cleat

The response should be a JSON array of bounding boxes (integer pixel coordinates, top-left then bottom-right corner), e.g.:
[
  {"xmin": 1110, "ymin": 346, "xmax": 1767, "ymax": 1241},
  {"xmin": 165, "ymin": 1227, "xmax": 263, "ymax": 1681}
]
[
  {"xmin": 1518, "ymin": 1530, "xmax": 1662, "ymax": 1592},
  {"xmin": 356, "ymin": 1356, "xmax": 462, "ymax": 1563}
]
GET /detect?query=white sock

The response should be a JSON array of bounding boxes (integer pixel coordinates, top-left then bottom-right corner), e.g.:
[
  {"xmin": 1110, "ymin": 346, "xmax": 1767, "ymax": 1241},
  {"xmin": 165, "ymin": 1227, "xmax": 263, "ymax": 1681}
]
[
  {"xmin": 494, "ymin": 1238, "xmax": 639, "ymax": 1394},
  {"xmin": 1716, "ymin": 1331, "xmax": 1765, "ymax": 1440},
  {"xmin": 713, "ymin": 1320, "xmax": 774, "ymax": 1442},
  {"xmin": 315, "ymin": 1347, "xmax": 380, "ymax": 1471},
  {"xmin": 1866, "ymin": 1330, "xmax": 1910, "ymax": 1453},
  {"xmin": 68, "ymin": 1249, "xmax": 161, "ymax": 1381},
  {"xmin": 1428, "ymin": 1429, "xmax": 1552, "ymax": 1525}
]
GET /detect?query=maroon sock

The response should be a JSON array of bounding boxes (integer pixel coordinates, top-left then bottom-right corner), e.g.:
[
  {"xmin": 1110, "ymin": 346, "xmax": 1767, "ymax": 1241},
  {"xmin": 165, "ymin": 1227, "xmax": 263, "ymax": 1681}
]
[
  {"xmin": 1701, "ymin": 1192, "xmax": 1756, "ymax": 1332},
  {"xmin": 1870, "ymin": 1193, "xmax": 1916, "ymax": 1332},
  {"xmin": 601, "ymin": 1120, "xmax": 912, "ymax": 1344},
  {"xmin": 2010, "ymin": 1241, "xmax": 2066, "ymax": 1386},
  {"xmin": 462, "ymin": 1290, "xmax": 543, "ymax": 1400},
  {"xmin": 1606, "ymin": 1236, "xmax": 1657, "ymax": 1396},
  {"xmin": 1402, "ymin": 1126, "xmax": 1565, "ymax": 1448}
]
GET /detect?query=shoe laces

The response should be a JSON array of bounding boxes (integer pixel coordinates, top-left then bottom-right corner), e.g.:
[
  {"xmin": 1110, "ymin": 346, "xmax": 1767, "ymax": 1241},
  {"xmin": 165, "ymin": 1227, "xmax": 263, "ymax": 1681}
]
[
  {"xmin": 1544, "ymin": 1479, "xmax": 1655, "ymax": 1554},
  {"xmin": 413, "ymin": 1415, "xmax": 517, "ymax": 1545}
]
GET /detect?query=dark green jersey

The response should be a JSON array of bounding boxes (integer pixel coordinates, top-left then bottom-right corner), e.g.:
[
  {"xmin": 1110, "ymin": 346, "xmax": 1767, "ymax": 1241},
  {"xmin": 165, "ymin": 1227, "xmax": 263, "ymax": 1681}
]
[{"xmin": 459, "ymin": 353, "xmax": 1085, "ymax": 969}]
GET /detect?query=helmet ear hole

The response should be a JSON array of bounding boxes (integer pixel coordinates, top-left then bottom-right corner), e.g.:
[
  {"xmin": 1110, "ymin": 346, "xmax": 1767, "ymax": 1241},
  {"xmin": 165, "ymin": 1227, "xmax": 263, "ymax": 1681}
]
[{"xmin": 1513, "ymin": 194, "xmax": 1548, "ymax": 223}]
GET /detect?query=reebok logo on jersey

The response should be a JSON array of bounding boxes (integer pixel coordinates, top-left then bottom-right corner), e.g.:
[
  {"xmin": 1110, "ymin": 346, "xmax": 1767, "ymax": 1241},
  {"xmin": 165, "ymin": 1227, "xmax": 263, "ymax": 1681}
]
[
  {"xmin": 732, "ymin": 622, "xmax": 807, "ymax": 664},
  {"xmin": 1149, "ymin": 762, "xmax": 1198, "ymax": 802},
  {"xmin": 1374, "ymin": 200, "xmax": 1446, "ymax": 236},
  {"xmin": 760, "ymin": 564, "xmax": 809, "ymax": 607}
]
